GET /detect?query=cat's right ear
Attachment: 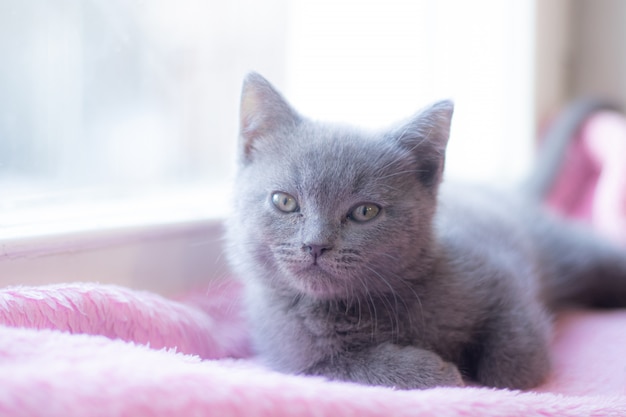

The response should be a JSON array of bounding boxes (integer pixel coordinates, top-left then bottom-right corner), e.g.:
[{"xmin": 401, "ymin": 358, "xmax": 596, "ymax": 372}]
[{"xmin": 239, "ymin": 72, "xmax": 301, "ymax": 164}]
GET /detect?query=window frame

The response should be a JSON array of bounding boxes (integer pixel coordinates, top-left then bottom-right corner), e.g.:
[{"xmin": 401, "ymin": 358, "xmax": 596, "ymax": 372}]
[{"xmin": 0, "ymin": 199, "xmax": 231, "ymax": 296}]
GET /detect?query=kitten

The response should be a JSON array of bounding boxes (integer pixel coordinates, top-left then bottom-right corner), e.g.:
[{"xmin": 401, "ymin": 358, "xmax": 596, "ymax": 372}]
[{"xmin": 225, "ymin": 72, "xmax": 626, "ymax": 390}]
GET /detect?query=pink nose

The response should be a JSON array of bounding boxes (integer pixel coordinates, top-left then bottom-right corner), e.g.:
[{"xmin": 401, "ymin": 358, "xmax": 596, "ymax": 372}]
[{"xmin": 303, "ymin": 243, "xmax": 332, "ymax": 259}]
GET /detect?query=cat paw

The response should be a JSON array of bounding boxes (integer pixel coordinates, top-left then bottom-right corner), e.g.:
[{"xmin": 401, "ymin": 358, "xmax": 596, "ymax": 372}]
[
  {"xmin": 438, "ymin": 359, "xmax": 465, "ymax": 387},
  {"xmin": 364, "ymin": 343, "xmax": 465, "ymax": 389}
]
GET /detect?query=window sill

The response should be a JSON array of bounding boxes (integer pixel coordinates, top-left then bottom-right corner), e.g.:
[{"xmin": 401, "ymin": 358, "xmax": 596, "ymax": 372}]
[{"xmin": 0, "ymin": 185, "xmax": 232, "ymax": 296}]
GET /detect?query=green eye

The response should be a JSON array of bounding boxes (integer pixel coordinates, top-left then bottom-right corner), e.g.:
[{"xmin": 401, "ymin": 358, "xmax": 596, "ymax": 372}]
[
  {"xmin": 272, "ymin": 192, "xmax": 299, "ymax": 213},
  {"xmin": 349, "ymin": 203, "xmax": 381, "ymax": 223}
]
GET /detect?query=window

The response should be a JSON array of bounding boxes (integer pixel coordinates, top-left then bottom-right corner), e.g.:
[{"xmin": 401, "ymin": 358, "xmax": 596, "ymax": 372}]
[
  {"xmin": 285, "ymin": 0, "xmax": 535, "ymax": 183},
  {"xmin": 1, "ymin": 0, "xmax": 288, "ymax": 239},
  {"xmin": 0, "ymin": 1, "xmax": 536, "ymax": 293}
]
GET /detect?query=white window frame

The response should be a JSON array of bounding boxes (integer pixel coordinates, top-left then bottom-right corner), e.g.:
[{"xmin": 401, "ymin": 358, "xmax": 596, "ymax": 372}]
[{"xmin": 0, "ymin": 214, "xmax": 229, "ymax": 296}]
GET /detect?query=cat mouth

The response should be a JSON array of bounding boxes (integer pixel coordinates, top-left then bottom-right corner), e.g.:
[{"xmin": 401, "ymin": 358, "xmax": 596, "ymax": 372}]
[
  {"xmin": 272, "ymin": 246, "xmax": 354, "ymax": 297},
  {"xmin": 297, "ymin": 262, "xmax": 332, "ymax": 278},
  {"xmin": 290, "ymin": 262, "xmax": 347, "ymax": 297}
]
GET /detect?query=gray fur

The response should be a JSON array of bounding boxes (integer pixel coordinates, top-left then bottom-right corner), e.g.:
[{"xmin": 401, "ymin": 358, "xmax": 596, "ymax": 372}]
[{"xmin": 225, "ymin": 72, "xmax": 626, "ymax": 390}]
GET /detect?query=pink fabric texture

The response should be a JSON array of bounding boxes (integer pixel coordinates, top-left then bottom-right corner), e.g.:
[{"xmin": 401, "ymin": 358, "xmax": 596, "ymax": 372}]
[
  {"xmin": 0, "ymin": 281, "xmax": 250, "ymax": 360},
  {"xmin": 1, "ymin": 281, "xmax": 626, "ymax": 416}
]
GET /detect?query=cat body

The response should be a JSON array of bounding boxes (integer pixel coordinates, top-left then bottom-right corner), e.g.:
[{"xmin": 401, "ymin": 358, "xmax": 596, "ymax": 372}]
[{"xmin": 226, "ymin": 73, "xmax": 626, "ymax": 389}]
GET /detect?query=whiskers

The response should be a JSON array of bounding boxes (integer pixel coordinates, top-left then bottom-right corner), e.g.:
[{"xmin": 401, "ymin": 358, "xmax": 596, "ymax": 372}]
[
  {"xmin": 361, "ymin": 264, "xmax": 425, "ymax": 342},
  {"xmin": 329, "ymin": 246, "xmax": 424, "ymax": 343}
]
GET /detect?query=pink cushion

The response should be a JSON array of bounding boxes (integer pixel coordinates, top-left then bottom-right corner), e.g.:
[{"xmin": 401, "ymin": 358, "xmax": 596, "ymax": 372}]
[{"xmin": 1, "ymin": 282, "xmax": 625, "ymax": 416}]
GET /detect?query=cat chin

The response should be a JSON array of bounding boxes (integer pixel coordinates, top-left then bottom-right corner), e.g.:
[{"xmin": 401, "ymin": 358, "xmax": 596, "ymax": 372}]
[{"xmin": 285, "ymin": 265, "xmax": 350, "ymax": 299}]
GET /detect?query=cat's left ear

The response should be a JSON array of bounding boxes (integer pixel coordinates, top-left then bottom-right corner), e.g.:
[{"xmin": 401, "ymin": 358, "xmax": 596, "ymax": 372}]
[
  {"xmin": 394, "ymin": 100, "xmax": 454, "ymax": 187},
  {"xmin": 239, "ymin": 72, "xmax": 301, "ymax": 164}
]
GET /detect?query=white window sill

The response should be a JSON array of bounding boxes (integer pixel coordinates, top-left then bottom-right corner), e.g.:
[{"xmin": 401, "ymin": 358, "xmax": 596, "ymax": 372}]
[{"xmin": 0, "ymin": 185, "xmax": 233, "ymax": 296}]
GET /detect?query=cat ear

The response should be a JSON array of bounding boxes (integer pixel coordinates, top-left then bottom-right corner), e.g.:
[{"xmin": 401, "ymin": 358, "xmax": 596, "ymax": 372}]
[
  {"xmin": 239, "ymin": 72, "xmax": 301, "ymax": 163},
  {"xmin": 394, "ymin": 100, "xmax": 454, "ymax": 187}
]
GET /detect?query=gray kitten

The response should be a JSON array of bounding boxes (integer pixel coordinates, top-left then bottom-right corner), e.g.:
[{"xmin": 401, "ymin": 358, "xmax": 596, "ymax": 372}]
[{"xmin": 225, "ymin": 72, "xmax": 626, "ymax": 390}]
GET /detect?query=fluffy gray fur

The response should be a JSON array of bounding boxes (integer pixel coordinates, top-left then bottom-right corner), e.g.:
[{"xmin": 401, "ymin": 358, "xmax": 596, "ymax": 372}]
[{"xmin": 225, "ymin": 72, "xmax": 626, "ymax": 390}]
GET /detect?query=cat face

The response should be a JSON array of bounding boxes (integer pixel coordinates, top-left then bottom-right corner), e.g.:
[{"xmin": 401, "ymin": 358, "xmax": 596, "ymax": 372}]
[{"xmin": 227, "ymin": 73, "xmax": 453, "ymax": 300}]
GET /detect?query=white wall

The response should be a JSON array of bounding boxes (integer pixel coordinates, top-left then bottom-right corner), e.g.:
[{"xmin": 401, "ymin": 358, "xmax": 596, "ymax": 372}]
[
  {"xmin": 534, "ymin": 0, "xmax": 573, "ymax": 124},
  {"xmin": 570, "ymin": 0, "xmax": 626, "ymax": 107},
  {"xmin": 534, "ymin": 0, "xmax": 626, "ymax": 131}
]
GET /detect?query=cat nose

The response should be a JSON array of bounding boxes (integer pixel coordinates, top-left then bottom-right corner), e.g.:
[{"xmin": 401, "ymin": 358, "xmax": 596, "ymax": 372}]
[{"xmin": 302, "ymin": 243, "xmax": 333, "ymax": 259}]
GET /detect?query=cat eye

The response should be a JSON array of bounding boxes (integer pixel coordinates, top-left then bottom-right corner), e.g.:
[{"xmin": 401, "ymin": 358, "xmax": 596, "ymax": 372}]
[
  {"xmin": 271, "ymin": 192, "xmax": 299, "ymax": 213},
  {"xmin": 348, "ymin": 203, "xmax": 381, "ymax": 223}
]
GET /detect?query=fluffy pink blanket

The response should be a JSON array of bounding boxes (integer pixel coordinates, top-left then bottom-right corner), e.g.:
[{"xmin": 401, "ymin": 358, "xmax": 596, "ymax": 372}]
[{"xmin": 1, "ymin": 280, "xmax": 626, "ymax": 417}]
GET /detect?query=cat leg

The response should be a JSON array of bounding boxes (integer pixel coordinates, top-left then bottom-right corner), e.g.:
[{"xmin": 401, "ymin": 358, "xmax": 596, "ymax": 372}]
[
  {"xmin": 306, "ymin": 343, "xmax": 464, "ymax": 390},
  {"xmin": 473, "ymin": 301, "xmax": 552, "ymax": 389}
]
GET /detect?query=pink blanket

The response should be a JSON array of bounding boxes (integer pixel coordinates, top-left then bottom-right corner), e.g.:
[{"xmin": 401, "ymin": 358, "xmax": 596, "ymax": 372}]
[{"xmin": 1, "ymin": 281, "xmax": 626, "ymax": 417}]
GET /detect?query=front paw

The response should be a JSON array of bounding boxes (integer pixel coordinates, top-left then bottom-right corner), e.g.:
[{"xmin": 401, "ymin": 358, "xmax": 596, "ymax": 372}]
[
  {"xmin": 368, "ymin": 343, "xmax": 464, "ymax": 389},
  {"xmin": 311, "ymin": 343, "xmax": 464, "ymax": 389}
]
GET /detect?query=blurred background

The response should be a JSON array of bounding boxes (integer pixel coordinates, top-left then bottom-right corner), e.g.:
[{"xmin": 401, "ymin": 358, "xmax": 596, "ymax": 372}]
[{"xmin": 1, "ymin": 0, "xmax": 625, "ymax": 235}]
